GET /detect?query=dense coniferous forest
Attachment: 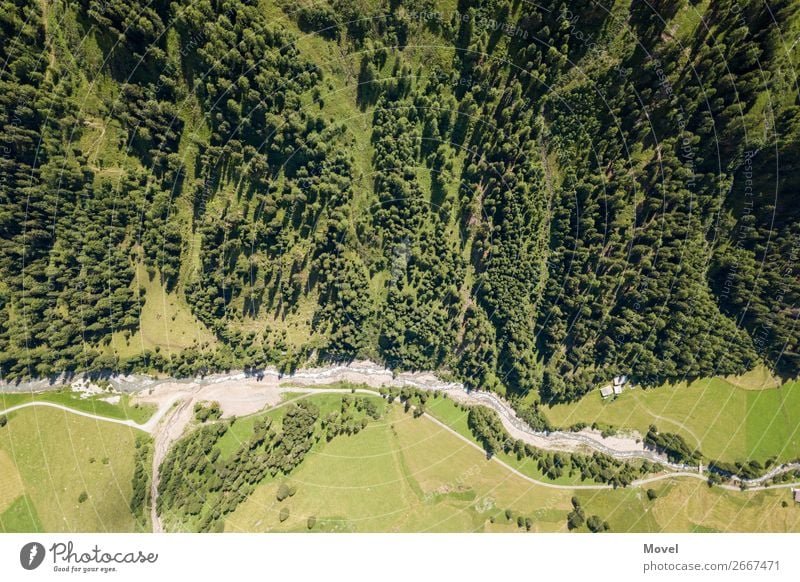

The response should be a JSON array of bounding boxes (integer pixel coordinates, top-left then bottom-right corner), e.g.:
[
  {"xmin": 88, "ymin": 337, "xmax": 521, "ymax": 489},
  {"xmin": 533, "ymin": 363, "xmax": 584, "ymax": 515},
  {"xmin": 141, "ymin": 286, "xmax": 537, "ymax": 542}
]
[{"xmin": 1, "ymin": 0, "xmax": 798, "ymax": 405}]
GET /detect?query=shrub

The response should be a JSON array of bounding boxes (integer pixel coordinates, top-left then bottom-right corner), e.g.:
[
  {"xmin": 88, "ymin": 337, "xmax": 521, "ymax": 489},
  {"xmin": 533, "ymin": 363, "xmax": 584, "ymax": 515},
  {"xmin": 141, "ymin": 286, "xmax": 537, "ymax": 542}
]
[
  {"xmin": 587, "ymin": 515, "xmax": 601, "ymax": 532},
  {"xmin": 279, "ymin": 507, "xmax": 290, "ymax": 522},
  {"xmin": 567, "ymin": 510, "xmax": 584, "ymax": 530},
  {"xmin": 277, "ymin": 483, "xmax": 291, "ymax": 501},
  {"xmin": 78, "ymin": 491, "xmax": 88, "ymax": 503},
  {"xmin": 307, "ymin": 516, "xmax": 316, "ymax": 530}
]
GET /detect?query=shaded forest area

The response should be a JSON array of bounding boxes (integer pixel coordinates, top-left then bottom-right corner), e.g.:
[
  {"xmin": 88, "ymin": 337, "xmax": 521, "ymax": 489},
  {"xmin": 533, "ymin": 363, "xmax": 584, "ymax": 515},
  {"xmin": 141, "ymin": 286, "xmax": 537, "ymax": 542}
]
[{"xmin": 0, "ymin": 0, "xmax": 798, "ymax": 405}]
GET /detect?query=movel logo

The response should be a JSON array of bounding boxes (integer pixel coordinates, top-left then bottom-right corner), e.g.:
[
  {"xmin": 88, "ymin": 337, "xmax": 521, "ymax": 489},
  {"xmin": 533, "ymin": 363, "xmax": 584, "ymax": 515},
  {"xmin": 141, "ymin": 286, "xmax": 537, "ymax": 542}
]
[{"xmin": 20, "ymin": 542, "xmax": 46, "ymax": 570}]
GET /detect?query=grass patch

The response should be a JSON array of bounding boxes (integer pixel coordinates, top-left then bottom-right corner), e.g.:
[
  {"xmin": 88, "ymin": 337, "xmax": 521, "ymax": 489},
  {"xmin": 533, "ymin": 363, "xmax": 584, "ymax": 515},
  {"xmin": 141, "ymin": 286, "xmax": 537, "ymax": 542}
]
[
  {"xmin": 424, "ymin": 396, "xmax": 600, "ymax": 486},
  {"xmin": 724, "ymin": 365, "xmax": 781, "ymax": 390},
  {"xmin": 543, "ymin": 377, "xmax": 800, "ymax": 464},
  {"xmin": 0, "ymin": 407, "xmax": 146, "ymax": 532},
  {"xmin": 110, "ymin": 263, "xmax": 217, "ymax": 358},
  {"xmin": 0, "ymin": 449, "xmax": 25, "ymax": 512},
  {"xmin": 224, "ymin": 397, "xmax": 800, "ymax": 532},
  {"xmin": 225, "ymin": 404, "xmax": 507, "ymax": 532},
  {"xmin": 214, "ymin": 392, "xmax": 384, "ymax": 460},
  {"xmin": 0, "ymin": 494, "xmax": 43, "ymax": 533},
  {"xmin": 0, "ymin": 390, "xmax": 155, "ymax": 425}
]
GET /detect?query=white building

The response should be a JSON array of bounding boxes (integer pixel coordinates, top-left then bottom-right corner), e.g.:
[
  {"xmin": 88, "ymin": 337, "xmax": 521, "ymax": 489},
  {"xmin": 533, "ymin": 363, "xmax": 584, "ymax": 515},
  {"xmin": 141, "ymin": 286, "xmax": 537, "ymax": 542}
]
[{"xmin": 600, "ymin": 385, "xmax": 614, "ymax": 399}]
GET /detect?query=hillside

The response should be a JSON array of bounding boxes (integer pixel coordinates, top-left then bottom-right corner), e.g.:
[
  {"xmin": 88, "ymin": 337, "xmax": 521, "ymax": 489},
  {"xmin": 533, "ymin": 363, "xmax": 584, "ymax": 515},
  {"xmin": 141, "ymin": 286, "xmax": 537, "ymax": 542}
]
[{"xmin": 1, "ymin": 0, "xmax": 798, "ymax": 409}]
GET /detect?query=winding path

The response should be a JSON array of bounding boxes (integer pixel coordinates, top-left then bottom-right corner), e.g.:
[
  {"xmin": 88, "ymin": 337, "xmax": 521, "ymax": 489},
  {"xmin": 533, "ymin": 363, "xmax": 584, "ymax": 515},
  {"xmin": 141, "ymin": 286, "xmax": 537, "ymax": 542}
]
[{"xmin": 0, "ymin": 401, "xmax": 145, "ymax": 429}]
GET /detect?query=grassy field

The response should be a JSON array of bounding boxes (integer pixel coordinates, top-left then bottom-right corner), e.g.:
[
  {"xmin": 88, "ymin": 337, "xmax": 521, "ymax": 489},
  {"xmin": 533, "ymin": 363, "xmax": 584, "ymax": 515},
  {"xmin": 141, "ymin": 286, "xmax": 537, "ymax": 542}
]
[
  {"xmin": 424, "ymin": 396, "xmax": 599, "ymax": 486},
  {"xmin": 2, "ymin": 390, "xmax": 796, "ymax": 533},
  {"xmin": 0, "ymin": 390, "xmax": 156, "ymax": 425},
  {"xmin": 225, "ymin": 396, "xmax": 800, "ymax": 533},
  {"xmin": 543, "ymin": 377, "xmax": 800, "ymax": 464},
  {"xmin": 0, "ymin": 494, "xmax": 43, "ymax": 533},
  {"xmin": 0, "ymin": 450, "xmax": 25, "ymax": 513},
  {"xmin": 213, "ymin": 392, "xmax": 375, "ymax": 460},
  {"xmin": 109, "ymin": 264, "xmax": 217, "ymax": 359},
  {"xmin": 0, "ymin": 407, "xmax": 146, "ymax": 532}
]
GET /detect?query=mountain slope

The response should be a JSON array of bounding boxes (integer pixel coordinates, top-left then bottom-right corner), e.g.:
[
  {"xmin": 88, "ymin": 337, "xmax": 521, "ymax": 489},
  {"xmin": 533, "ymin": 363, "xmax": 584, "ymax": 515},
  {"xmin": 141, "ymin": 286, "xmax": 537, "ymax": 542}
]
[{"xmin": 0, "ymin": 0, "xmax": 798, "ymax": 406}]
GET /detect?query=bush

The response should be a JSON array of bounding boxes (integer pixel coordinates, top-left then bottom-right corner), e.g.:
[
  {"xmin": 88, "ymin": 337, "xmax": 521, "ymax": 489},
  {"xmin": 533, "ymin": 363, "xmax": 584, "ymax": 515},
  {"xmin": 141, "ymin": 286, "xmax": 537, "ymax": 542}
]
[
  {"xmin": 194, "ymin": 401, "xmax": 222, "ymax": 423},
  {"xmin": 567, "ymin": 509, "xmax": 584, "ymax": 530},
  {"xmin": 194, "ymin": 403, "xmax": 209, "ymax": 422},
  {"xmin": 587, "ymin": 515, "xmax": 610, "ymax": 532},
  {"xmin": 78, "ymin": 491, "xmax": 88, "ymax": 503},
  {"xmin": 307, "ymin": 516, "xmax": 316, "ymax": 530},
  {"xmin": 0, "ymin": 415, "xmax": 7, "ymax": 428},
  {"xmin": 297, "ymin": 5, "xmax": 340, "ymax": 40},
  {"xmin": 279, "ymin": 507, "xmax": 290, "ymax": 522},
  {"xmin": 646, "ymin": 488, "xmax": 658, "ymax": 501},
  {"xmin": 567, "ymin": 498, "xmax": 585, "ymax": 530},
  {"xmin": 277, "ymin": 483, "xmax": 291, "ymax": 501}
]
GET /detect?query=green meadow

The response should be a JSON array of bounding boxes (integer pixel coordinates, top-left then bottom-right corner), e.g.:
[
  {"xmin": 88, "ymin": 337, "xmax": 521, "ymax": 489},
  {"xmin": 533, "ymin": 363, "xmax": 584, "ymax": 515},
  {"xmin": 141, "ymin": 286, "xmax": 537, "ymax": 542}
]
[
  {"xmin": 0, "ymin": 389, "xmax": 156, "ymax": 425},
  {"xmin": 213, "ymin": 392, "xmax": 376, "ymax": 460},
  {"xmin": 224, "ymin": 395, "xmax": 800, "ymax": 533},
  {"xmin": 108, "ymin": 264, "xmax": 217, "ymax": 359},
  {"xmin": 2, "ymin": 390, "xmax": 798, "ymax": 534},
  {"xmin": 0, "ymin": 407, "xmax": 146, "ymax": 532},
  {"xmin": 424, "ymin": 395, "xmax": 600, "ymax": 486},
  {"xmin": 543, "ymin": 377, "xmax": 800, "ymax": 464}
]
